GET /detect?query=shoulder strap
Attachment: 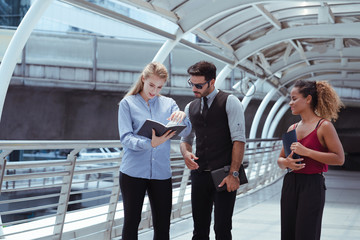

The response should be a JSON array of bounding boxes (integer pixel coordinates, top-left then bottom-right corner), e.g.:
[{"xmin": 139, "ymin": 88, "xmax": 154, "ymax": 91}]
[
  {"xmin": 315, "ymin": 118, "xmax": 325, "ymax": 129},
  {"xmin": 292, "ymin": 122, "xmax": 299, "ymax": 130}
]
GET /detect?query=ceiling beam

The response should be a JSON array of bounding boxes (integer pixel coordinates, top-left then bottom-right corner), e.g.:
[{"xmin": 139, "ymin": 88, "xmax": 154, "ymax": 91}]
[
  {"xmin": 318, "ymin": 3, "xmax": 335, "ymax": 24},
  {"xmin": 178, "ymin": 38, "xmax": 235, "ymax": 65},
  {"xmin": 234, "ymin": 23, "xmax": 360, "ymax": 62},
  {"xmin": 257, "ymin": 52, "xmax": 272, "ymax": 75},
  {"xmin": 310, "ymin": 73, "xmax": 360, "ymax": 83},
  {"xmin": 59, "ymin": 0, "xmax": 177, "ymax": 40},
  {"xmin": 110, "ymin": 0, "xmax": 178, "ymax": 21},
  {"xmin": 280, "ymin": 62, "xmax": 360, "ymax": 86},
  {"xmin": 176, "ymin": 0, "xmax": 347, "ymax": 32},
  {"xmin": 269, "ymin": 47, "xmax": 360, "ymax": 74},
  {"xmin": 251, "ymin": 3, "xmax": 311, "ymax": 67},
  {"xmin": 193, "ymin": 28, "xmax": 235, "ymax": 55},
  {"xmin": 252, "ymin": 4, "xmax": 281, "ymax": 30}
]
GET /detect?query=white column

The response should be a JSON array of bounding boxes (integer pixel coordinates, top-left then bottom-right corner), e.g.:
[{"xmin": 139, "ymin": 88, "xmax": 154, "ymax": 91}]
[
  {"xmin": 267, "ymin": 104, "xmax": 290, "ymax": 138},
  {"xmin": 241, "ymin": 78, "xmax": 262, "ymax": 110},
  {"xmin": 152, "ymin": 29, "xmax": 183, "ymax": 63},
  {"xmin": 261, "ymin": 96, "xmax": 287, "ymax": 138},
  {"xmin": 215, "ymin": 64, "xmax": 234, "ymax": 89},
  {"xmin": 249, "ymin": 88, "xmax": 276, "ymax": 139},
  {"xmin": 0, "ymin": 0, "xmax": 54, "ymax": 122}
]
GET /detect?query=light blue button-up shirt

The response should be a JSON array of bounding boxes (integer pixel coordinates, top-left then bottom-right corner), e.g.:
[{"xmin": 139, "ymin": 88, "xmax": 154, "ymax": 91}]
[{"xmin": 118, "ymin": 93, "xmax": 192, "ymax": 180}]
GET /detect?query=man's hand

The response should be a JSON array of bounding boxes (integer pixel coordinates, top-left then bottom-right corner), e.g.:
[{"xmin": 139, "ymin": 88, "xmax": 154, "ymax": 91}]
[
  {"xmin": 180, "ymin": 142, "xmax": 198, "ymax": 170},
  {"xmin": 183, "ymin": 151, "xmax": 199, "ymax": 170},
  {"xmin": 218, "ymin": 175, "xmax": 240, "ymax": 192}
]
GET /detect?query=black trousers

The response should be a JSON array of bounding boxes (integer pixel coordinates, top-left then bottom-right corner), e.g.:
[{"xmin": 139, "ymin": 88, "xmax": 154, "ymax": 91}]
[
  {"xmin": 191, "ymin": 170, "xmax": 236, "ymax": 240},
  {"xmin": 119, "ymin": 172, "xmax": 172, "ymax": 240},
  {"xmin": 281, "ymin": 172, "xmax": 326, "ymax": 240}
]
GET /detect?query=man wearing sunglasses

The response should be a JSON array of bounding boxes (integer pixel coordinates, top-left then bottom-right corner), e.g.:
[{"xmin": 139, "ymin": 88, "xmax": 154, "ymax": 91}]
[{"xmin": 180, "ymin": 61, "xmax": 246, "ymax": 240}]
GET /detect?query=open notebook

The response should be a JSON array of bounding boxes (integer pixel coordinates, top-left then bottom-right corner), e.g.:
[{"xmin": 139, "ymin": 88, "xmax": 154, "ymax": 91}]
[{"xmin": 137, "ymin": 119, "xmax": 186, "ymax": 139}]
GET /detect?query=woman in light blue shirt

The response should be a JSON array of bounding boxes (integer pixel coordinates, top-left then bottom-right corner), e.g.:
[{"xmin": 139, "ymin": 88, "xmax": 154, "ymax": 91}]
[{"xmin": 118, "ymin": 62, "xmax": 191, "ymax": 240}]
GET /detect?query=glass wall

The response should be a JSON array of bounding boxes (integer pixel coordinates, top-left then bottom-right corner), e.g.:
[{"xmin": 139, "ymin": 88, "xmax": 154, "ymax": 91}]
[{"xmin": 0, "ymin": 0, "xmax": 30, "ymax": 27}]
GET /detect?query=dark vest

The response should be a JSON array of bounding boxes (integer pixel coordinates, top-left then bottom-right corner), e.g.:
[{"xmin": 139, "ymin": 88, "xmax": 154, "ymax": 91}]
[{"xmin": 189, "ymin": 90, "xmax": 233, "ymax": 171}]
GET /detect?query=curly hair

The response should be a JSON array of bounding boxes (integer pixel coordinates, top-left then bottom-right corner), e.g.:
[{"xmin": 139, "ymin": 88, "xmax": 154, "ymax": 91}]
[{"xmin": 294, "ymin": 80, "xmax": 344, "ymax": 121}]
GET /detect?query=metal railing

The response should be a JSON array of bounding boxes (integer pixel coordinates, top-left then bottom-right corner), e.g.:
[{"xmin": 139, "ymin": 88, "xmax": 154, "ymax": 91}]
[{"xmin": 0, "ymin": 139, "xmax": 284, "ymax": 240}]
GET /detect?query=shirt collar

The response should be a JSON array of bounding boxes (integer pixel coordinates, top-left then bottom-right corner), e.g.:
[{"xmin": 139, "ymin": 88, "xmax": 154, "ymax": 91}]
[
  {"xmin": 205, "ymin": 88, "xmax": 218, "ymax": 102},
  {"xmin": 136, "ymin": 93, "xmax": 158, "ymax": 104}
]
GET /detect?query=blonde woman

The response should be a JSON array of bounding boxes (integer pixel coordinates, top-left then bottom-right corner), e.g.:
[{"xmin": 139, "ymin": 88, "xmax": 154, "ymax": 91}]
[
  {"xmin": 277, "ymin": 80, "xmax": 344, "ymax": 240},
  {"xmin": 118, "ymin": 62, "xmax": 191, "ymax": 239}
]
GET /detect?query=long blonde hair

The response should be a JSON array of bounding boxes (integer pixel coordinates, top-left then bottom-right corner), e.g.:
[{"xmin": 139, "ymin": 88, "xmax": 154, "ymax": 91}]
[{"xmin": 125, "ymin": 62, "xmax": 168, "ymax": 97}]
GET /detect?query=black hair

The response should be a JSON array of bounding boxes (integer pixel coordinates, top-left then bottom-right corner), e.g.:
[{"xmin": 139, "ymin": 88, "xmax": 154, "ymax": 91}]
[
  {"xmin": 187, "ymin": 61, "xmax": 216, "ymax": 81},
  {"xmin": 294, "ymin": 80, "xmax": 318, "ymax": 110}
]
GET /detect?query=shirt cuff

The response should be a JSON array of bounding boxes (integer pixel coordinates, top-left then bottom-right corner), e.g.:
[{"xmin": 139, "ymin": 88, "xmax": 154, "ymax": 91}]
[{"xmin": 139, "ymin": 137, "xmax": 153, "ymax": 149}]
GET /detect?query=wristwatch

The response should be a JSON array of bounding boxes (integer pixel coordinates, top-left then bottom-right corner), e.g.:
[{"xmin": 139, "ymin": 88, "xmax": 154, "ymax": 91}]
[{"xmin": 231, "ymin": 171, "xmax": 239, "ymax": 178}]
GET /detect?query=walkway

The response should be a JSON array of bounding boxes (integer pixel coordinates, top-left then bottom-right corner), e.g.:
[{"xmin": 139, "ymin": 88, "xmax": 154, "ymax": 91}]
[{"xmin": 138, "ymin": 169, "xmax": 360, "ymax": 240}]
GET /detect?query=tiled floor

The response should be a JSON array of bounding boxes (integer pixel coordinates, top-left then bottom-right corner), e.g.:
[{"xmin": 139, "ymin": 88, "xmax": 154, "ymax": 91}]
[{"xmin": 139, "ymin": 169, "xmax": 360, "ymax": 240}]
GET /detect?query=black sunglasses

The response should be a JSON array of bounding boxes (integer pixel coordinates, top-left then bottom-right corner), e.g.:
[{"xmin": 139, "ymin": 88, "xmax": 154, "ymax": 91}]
[{"xmin": 187, "ymin": 78, "xmax": 212, "ymax": 89}]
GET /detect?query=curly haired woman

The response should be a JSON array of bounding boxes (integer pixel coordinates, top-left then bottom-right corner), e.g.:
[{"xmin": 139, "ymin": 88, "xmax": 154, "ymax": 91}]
[{"xmin": 277, "ymin": 79, "xmax": 345, "ymax": 240}]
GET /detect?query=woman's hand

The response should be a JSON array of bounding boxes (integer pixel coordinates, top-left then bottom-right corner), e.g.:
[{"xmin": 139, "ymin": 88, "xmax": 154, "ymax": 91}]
[
  {"xmin": 168, "ymin": 111, "xmax": 186, "ymax": 123},
  {"xmin": 291, "ymin": 142, "xmax": 310, "ymax": 157},
  {"xmin": 151, "ymin": 129, "xmax": 176, "ymax": 148},
  {"xmin": 285, "ymin": 151, "xmax": 305, "ymax": 170}
]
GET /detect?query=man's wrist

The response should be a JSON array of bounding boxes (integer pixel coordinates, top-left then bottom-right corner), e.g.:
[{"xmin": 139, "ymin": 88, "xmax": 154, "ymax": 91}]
[{"xmin": 230, "ymin": 171, "xmax": 239, "ymax": 178}]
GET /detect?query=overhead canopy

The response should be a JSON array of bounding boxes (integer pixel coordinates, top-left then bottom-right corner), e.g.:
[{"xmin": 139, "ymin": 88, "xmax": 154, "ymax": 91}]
[{"xmin": 61, "ymin": 0, "xmax": 360, "ymax": 106}]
